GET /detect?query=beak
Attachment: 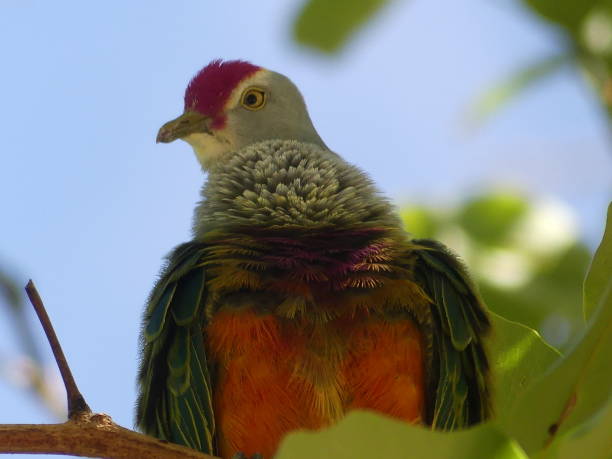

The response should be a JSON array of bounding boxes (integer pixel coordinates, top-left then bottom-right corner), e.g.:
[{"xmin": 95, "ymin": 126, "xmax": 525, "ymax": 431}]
[{"xmin": 156, "ymin": 111, "xmax": 211, "ymax": 143}]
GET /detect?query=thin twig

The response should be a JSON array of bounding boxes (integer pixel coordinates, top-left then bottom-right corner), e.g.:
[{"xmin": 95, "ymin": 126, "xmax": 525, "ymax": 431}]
[
  {"xmin": 25, "ymin": 279, "xmax": 91, "ymax": 418},
  {"xmin": 1, "ymin": 271, "xmax": 65, "ymax": 418}
]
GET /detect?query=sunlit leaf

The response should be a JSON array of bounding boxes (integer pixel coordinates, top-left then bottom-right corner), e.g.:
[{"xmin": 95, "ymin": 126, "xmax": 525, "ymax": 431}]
[
  {"xmin": 501, "ymin": 278, "xmax": 612, "ymax": 454},
  {"xmin": 468, "ymin": 55, "xmax": 570, "ymax": 127},
  {"xmin": 488, "ymin": 313, "xmax": 560, "ymax": 421},
  {"xmin": 583, "ymin": 202, "xmax": 612, "ymax": 320},
  {"xmin": 277, "ymin": 411, "xmax": 528, "ymax": 459},
  {"xmin": 293, "ymin": 0, "xmax": 391, "ymax": 53}
]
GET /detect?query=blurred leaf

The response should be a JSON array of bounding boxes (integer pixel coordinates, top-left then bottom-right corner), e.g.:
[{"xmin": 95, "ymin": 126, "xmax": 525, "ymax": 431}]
[
  {"xmin": 521, "ymin": 0, "xmax": 596, "ymax": 30},
  {"xmin": 535, "ymin": 394, "xmax": 612, "ymax": 459},
  {"xmin": 518, "ymin": 1, "xmax": 612, "ymax": 119},
  {"xmin": 488, "ymin": 313, "xmax": 560, "ymax": 422},
  {"xmin": 277, "ymin": 411, "xmax": 527, "ymax": 459},
  {"xmin": 457, "ymin": 193, "xmax": 528, "ymax": 246},
  {"xmin": 581, "ymin": 6, "xmax": 612, "ymax": 57},
  {"xmin": 0, "ymin": 266, "xmax": 43, "ymax": 363},
  {"xmin": 583, "ymin": 201, "xmax": 612, "ymax": 320},
  {"xmin": 0, "ymin": 267, "xmax": 22, "ymax": 311},
  {"xmin": 501, "ymin": 280, "xmax": 612, "ymax": 454},
  {"xmin": 293, "ymin": 0, "xmax": 391, "ymax": 53},
  {"xmin": 399, "ymin": 192, "xmax": 589, "ymax": 349},
  {"xmin": 481, "ymin": 243, "xmax": 590, "ymax": 349},
  {"xmin": 400, "ymin": 206, "xmax": 439, "ymax": 238},
  {"xmin": 468, "ymin": 55, "xmax": 570, "ymax": 126}
]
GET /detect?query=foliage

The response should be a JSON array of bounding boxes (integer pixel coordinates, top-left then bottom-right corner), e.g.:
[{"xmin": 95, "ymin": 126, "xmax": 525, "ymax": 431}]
[
  {"xmin": 401, "ymin": 192, "xmax": 592, "ymax": 350},
  {"xmin": 276, "ymin": 202, "xmax": 612, "ymax": 458},
  {"xmin": 473, "ymin": 0, "xmax": 612, "ymax": 123},
  {"xmin": 293, "ymin": 0, "xmax": 612, "ymax": 122},
  {"xmin": 487, "ymin": 313, "xmax": 559, "ymax": 424},
  {"xmin": 277, "ymin": 411, "xmax": 528, "ymax": 459},
  {"xmin": 467, "ymin": 55, "xmax": 571, "ymax": 126},
  {"xmin": 0, "ymin": 268, "xmax": 21, "ymax": 314},
  {"xmin": 584, "ymin": 206, "xmax": 612, "ymax": 319},
  {"xmin": 293, "ymin": 0, "xmax": 391, "ymax": 53}
]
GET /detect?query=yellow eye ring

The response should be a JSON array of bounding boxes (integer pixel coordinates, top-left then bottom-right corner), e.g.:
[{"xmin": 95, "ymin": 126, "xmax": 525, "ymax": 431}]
[{"xmin": 241, "ymin": 87, "xmax": 266, "ymax": 110}]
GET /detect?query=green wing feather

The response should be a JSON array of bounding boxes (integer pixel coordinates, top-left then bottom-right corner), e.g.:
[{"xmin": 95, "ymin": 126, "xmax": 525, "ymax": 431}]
[
  {"xmin": 412, "ymin": 238, "xmax": 491, "ymax": 429},
  {"xmin": 136, "ymin": 241, "xmax": 215, "ymax": 454}
]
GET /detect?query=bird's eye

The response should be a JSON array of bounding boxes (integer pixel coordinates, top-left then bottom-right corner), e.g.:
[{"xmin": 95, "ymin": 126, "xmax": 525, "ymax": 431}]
[{"xmin": 241, "ymin": 88, "xmax": 266, "ymax": 110}]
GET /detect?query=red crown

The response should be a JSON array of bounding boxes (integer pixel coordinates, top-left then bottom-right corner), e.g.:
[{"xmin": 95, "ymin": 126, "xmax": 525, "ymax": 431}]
[{"xmin": 184, "ymin": 60, "xmax": 261, "ymax": 126}]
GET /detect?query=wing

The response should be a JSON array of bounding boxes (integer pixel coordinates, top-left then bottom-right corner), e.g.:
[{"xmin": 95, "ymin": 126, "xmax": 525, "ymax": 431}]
[
  {"xmin": 136, "ymin": 241, "xmax": 215, "ymax": 454},
  {"xmin": 412, "ymin": 238, "xmax": 491, "ymax": 429}
]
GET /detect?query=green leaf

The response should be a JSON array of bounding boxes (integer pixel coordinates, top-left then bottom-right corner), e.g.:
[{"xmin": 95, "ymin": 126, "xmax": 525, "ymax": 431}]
[
  {"xmin": 521, "ymin": 0, "xmax": 596, "ymax": 30},
  {"xmin": 276, "ymin": 411, "xmax": 527, "ymax": 459},
  {"xmin": 501, "ymin": 281, "xmax": 612, "ymax": 454},
  {"xmin": 468, "ymin": 55, "xmax": 570, "ymax": 127},
  {"xmin": 488, "ymin": 313, "xmax": 560, "ymax": 421},
  {"xmin": 583, "ymin": 202, "xmax": 612, "ymax": 320},
  {"xmin": 293, "ymin": 0, "xmax": 391, "ymax": 53},
  {"xmin": 535, "ymin": 394, "xmax": 612, "ymax": 459},
  {"xmin": 400, "ymin": 206, "xmax": 439, "ymax": 239},
  {"xmin": 457, "ymin": 193, "xmax": 528, "ymax": 246},
  {"xmin": 0, "ymin": 267, "xmax": 22, "ymax": 311},
  {"xmin": 480, "ymin": 242, "xmax": 591, "ymax": 351}
]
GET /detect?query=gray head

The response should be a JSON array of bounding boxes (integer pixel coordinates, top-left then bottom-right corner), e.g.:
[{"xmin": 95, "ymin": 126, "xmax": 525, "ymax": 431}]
[{"xmin": 156, "ymin": 60, "xmax": 326, "ymax": 169}]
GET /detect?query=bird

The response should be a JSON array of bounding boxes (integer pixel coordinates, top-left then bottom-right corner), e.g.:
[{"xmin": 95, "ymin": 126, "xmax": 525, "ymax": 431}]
[{"xmin": 136, "ymin": 59, "xmax": 491, "ymax": 459}]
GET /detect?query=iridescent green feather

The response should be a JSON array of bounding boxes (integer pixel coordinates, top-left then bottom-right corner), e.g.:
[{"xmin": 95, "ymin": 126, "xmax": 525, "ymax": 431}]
[
  {"xmin": 136, "ymin": 242, "xmax": 215, "ymax": 455},
  {"xmin": 412, "ymin": 238, "xmax": 491, "ymax": 429}
]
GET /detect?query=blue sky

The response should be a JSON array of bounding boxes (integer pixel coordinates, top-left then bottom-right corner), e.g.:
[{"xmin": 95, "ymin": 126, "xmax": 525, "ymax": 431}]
[{"xmin": 0, "ymin": 1, "xmax": 610, "ymax": 456}]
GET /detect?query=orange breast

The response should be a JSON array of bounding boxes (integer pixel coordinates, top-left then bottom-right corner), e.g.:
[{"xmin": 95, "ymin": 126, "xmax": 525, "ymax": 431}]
[{"xmin": 206, "ymin": 309, "xmax": 424, "ymax": 459}]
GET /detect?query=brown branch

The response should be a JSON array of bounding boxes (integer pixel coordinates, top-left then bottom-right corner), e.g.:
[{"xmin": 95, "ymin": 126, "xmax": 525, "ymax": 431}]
[
  {"xmin": 0, "ymin": 412, "xmax": 215, "ymax": 458},
  {"xmin": 0, "ymin": 280, "xmax": 221, "ymax": 458},
  {"xmin": 25, "ymin": 280, "xmax": 89, "ymax": 418}
]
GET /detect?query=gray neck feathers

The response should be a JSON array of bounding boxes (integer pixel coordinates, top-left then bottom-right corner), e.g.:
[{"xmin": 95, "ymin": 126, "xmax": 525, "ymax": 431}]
[{"xmin": 193, "ymin": 140, "xmax": 401, "ymax": 236}]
